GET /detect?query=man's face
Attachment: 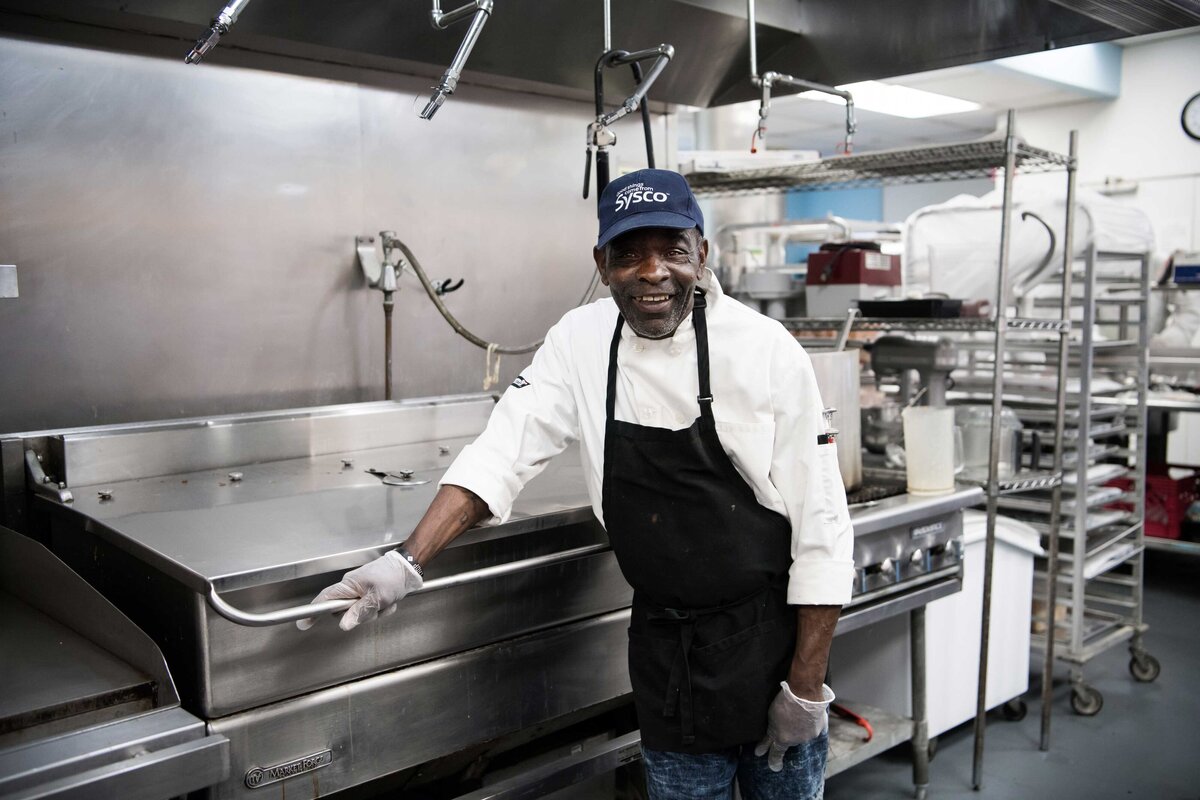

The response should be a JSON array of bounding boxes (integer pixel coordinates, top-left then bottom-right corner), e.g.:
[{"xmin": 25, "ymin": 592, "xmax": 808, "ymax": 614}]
[{"xmin": 593, "ymin": 227, "xmax": 709, "ymax": 340}]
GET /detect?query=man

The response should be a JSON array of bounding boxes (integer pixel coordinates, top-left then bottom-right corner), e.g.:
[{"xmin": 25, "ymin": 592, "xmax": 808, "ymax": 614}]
[{"xmin": 300, "ymin": 169, "xmax": 855, "ymax": 800}]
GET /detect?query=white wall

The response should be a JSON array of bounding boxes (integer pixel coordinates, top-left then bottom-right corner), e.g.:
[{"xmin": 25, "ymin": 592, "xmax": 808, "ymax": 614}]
[
  {"xmin": 1016, "ymin": 31, "xmax": 1200, "ymax": 255},
  {"xmin": 1016, "ymin": 31, "xmax": 1200, "ymax": 466}
]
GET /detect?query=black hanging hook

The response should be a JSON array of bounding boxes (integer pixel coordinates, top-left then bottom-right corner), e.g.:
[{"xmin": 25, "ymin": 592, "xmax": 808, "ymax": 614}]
[{"xmin": 435, "ymin": 278, "xmax": 465, "ymax": 296}]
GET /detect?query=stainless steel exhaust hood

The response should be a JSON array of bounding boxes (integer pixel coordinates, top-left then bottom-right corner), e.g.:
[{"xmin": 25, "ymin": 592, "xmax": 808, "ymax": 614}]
[{"xmin": 0, "ymin": 0, "xmax": 1193, "ymax": 108}]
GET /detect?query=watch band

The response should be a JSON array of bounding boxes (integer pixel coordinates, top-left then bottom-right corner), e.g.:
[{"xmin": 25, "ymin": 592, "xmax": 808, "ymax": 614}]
[{"xmin": 395, "ymin": 543, "xmax": 424, "ymax": 578}]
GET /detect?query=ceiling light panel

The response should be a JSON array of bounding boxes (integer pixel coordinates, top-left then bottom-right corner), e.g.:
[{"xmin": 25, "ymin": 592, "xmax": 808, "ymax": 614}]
[{"xmin": 798, "ymin": 80, "xmax": 982, "ymax": 119}]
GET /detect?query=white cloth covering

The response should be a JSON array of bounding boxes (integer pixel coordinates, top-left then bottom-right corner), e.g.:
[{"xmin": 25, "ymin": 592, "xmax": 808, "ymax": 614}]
[{"xmin": 440, "ymin": 272, "xmax": 855, "ymax": 605}]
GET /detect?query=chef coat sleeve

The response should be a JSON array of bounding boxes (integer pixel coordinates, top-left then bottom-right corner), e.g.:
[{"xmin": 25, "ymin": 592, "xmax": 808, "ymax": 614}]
[
  {"xmin": 770, "ymin": 336, "xmax": 856, "ymax": 605},
  {"xmin": 439, "ymin": 321, "xmax": 580, "ymax": 524}
]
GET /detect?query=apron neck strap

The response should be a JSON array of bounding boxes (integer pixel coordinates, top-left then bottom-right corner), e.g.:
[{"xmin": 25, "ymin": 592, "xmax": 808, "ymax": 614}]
[
  {"xmin": 606, "ymin": 290, "xmax": 712, "ymax": 423},
  {"xmin": 606, "ymin": 317, "xmax": 623, "ymax": 423},
  {"xmin": 692, "ymin": 290, "xmax": 713, "ymax": 419}
]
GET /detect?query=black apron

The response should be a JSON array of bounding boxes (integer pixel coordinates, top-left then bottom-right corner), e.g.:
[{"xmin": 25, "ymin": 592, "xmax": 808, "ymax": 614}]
[{"xmin": 601, "ymin": 291, "xmax": 796, "ymax": 754}]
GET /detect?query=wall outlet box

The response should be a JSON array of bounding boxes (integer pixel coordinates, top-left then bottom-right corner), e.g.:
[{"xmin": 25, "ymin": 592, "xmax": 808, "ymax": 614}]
[{"xmin": 0, "ymin": 265, "xmax": 16, "ymax": 298}]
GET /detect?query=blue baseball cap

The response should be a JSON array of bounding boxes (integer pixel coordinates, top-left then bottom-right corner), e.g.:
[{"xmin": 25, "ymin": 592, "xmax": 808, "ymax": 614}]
[{"xmin": 596, "ymin": 169, "xmax": 704, "ymax": 249}]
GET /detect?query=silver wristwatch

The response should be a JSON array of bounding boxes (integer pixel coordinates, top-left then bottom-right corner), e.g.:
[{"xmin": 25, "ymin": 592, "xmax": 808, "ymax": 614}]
[{"xmin": 395, "ymin": 543, "xmax": 424, "ymax": 577}]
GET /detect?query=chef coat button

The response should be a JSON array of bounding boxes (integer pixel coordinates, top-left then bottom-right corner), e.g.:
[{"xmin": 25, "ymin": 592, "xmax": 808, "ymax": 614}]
[
  {"xmin": 634, "ymin": 343, "xmax": 645, "ymax": 353},
  {"xmin": 669, "ymin": 346, "xmax": 681, "ymax": 356}
]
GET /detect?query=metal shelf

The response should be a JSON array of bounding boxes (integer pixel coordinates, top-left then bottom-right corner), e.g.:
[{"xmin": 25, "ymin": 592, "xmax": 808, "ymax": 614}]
[
  {"xmin": 1152, "ymin": 283, "xmax": 1200, "ymax": 292},
  {"xmin": 826, "ymin": 703, "xmax": 914, "ymax": 779},
  {"xmin": 1144, "ymin": 537, "xmax": 1200, "ymax": 555},
  {"xmin": 686, "ymin": 139, "xmax": 1071, "ymax": 197},
  {"xmin": 1031, "ymin": 616, "xmax": 1139, "ymax": 663},
  {"xmin": 1000, "ymin": 471, "xmax": 1063, "ymax": 493},
  {"xmin": 998, "ymin": 485, "xmax": 1126, "ymax": 515},
  {"xmin": 782, "ymin": 316, "xmax": 1068, "ymax": 333}
]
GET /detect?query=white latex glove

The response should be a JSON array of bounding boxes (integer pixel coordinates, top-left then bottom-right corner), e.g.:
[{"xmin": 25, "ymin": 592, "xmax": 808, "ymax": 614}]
[
  {"xmin": 296, "ymin": 550, "xmax": 424, "ymax": 632},
  {"xmin": 754, "ymin": 682, "xmax": 835, "ymax": 772}
]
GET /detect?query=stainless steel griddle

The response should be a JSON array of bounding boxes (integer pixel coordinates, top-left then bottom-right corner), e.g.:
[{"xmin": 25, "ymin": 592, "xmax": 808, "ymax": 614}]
[{"xmin": 0, "ymin": 395, "xmax": 982, "ymax": 798}]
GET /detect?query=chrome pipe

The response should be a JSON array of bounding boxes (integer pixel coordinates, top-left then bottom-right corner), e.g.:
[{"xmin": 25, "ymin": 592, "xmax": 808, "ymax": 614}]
[
  {"xmin": 747, "ymin": 0, "xmax": 758, "ymax": 78},
  {"xmin": 430, "ymin": 0, "xmax": 484, "ymax": 29},
  {"xmin": 206, "ymin": 543, "xmax": 612, "ymax": 627},
  {"xmin": 754, "ymin": 72, "xmax": 855, "ymax": 152},
  {"xmin": 421, "ymin": 0, "xmax": 493, "ymax": 120},
  {"xmin": 596, "ymin": 45, "xmax": 675, "ymax": 127},
  {"xmin": 972, "ymin": 108, "xmax": 1018, "ymax": 791},
  {"xmin": 185, "ymin": 0, "xmax": 254, "ymax": 63},
  {"xmin": 603, "ymin": 0, "xmax": 612, "ymax": 51},
  {"xmin": 1039, "ymin": 129, "xmax": 1078, "ymax": 753}
]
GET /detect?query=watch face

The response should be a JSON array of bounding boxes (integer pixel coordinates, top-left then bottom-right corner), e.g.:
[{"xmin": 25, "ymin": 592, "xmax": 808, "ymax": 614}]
[{"xmin": 1185, "ymin": 92, "xmax": 1200, "ymax": 142}]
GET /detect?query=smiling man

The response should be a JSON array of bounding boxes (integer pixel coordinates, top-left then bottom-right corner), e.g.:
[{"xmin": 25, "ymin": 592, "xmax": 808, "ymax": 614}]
[{"xmin": 301, "ymin": 169, "xmax": 855, "ymax": 800}]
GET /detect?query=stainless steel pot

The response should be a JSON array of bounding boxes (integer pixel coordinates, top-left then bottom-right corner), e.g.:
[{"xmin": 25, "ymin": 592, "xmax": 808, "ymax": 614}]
[{"xmin": 808, "ymin": 349, "xmax": 862, "ymax": 491}]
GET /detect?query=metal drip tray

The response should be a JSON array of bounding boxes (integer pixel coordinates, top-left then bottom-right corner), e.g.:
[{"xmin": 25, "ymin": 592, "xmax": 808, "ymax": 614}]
[{"xmin": 846, "ymin": 482, "xmax": 908, "ymax": 507}]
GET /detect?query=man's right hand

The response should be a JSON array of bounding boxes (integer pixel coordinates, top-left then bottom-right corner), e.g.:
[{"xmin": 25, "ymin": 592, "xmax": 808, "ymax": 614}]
[{"xmin": 296, "ymin": 550, "xmax": 424, "ymax": 632}]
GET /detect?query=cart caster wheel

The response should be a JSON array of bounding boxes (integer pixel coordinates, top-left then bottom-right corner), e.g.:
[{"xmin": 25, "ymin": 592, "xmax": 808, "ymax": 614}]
[
  {"xmin": 926, "ymin": 736, "xmax": 939, "ymax": 762},
  {"xmin": 1070, "ymin": 685, "xmax": 1103, "ymax": 716},
  {"xmin": 1002, "ymin": 699, "xmax": 1028, "ymax": 721},
  {"xmin": 914, "ymin": 786, "xmax": 928, "ymax": 800},
  {"xmin": 1129, "ymin": 653, "xmax": 1161, "ymax": 683}
]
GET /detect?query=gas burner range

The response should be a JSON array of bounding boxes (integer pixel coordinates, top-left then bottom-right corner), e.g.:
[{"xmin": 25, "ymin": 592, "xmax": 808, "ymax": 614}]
[{"xmin": 846, "ymin": 487, "xmax": 982, "ymax": 600}]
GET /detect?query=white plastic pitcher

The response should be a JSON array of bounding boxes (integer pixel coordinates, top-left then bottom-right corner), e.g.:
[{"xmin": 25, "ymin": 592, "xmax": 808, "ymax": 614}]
[{"xmin": 902, "ymin": 406, "xmax": 962, "ymax": 495}]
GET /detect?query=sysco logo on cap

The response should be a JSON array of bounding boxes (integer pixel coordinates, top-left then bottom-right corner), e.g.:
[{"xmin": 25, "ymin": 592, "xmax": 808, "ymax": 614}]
[{"xmin": 614, "ymin": 182, "xmax": 670, "ymax": 213}]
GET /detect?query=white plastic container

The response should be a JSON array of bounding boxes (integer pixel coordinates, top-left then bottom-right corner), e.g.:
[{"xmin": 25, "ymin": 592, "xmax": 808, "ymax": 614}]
[
  {"xmin": 828, "ymin": 511, "xmax": 1043, "ymax": 737},
  {"xmin": 902, "ymin": 406, "xmax": 958, "ymax": 494}
]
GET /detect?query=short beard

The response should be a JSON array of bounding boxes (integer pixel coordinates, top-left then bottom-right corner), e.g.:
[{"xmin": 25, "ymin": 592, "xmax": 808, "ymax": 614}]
[{"xmin": 617, "ymin": 292, "xmax": 694, "ymax": 339}]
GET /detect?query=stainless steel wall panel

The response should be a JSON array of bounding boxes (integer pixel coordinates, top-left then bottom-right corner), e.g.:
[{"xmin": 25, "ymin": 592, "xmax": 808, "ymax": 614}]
[
  {"xmin": 0, "ymin": 35, "xmax": 601, "ymax": 433},
  {"xmin": 205, "ymin": 610, "xmax": 632, "ymax": 800}
]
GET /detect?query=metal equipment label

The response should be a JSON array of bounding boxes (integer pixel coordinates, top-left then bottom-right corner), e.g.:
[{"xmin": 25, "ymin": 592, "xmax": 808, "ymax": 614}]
[
  {"xmin": 245, "ymin": 750, "xmax": 333, "ymax": 789},
  {"xmin": 865, "ymin": 252, "xmax": 892, "ymax": 271},
  {"xmin": 910, "ymin": 521, "xmax": 945, "ymax": 539}
]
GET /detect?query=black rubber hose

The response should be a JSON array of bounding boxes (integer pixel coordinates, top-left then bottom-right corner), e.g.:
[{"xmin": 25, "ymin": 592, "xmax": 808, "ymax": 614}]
[
  {"xmin": 630, "ymin": 61, "xmax": 655, "ymax": 168},
  {"xmin": 391, "ymin": 239, "xmax": 543, "ymax": 355}
]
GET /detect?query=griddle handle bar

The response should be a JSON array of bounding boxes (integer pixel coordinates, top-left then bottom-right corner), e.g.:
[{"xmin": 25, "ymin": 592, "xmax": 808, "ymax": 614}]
[{"xmin": 205, "ymin": 542, "xmax": 612, "ymax": 627}]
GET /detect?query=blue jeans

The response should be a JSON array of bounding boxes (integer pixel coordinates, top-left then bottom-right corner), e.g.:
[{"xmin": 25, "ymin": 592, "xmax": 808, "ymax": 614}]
[{"xmin": 641, "ymin": 732, "xmax": 827, "ymax": 800}]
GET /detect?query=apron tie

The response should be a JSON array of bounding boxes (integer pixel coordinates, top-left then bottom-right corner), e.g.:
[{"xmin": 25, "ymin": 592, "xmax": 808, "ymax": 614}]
[{"xmin": 644, "ymin": 585, "xmax": 775, "ymax": 748}]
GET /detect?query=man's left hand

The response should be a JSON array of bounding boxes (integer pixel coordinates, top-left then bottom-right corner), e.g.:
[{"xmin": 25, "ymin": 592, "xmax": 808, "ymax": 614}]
[{"xmin": 754, "ymin": 682, "xmax": 835, "ymax": 772}]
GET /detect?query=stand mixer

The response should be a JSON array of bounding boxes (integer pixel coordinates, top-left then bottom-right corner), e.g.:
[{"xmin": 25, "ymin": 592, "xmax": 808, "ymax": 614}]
[{"xmin": 869, "ymin": 336, "xmax": 957, "ymax": 407}]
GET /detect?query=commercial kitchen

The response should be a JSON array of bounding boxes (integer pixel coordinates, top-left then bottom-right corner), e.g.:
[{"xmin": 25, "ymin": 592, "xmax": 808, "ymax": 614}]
[{"xmin": 1, "ymin": 2, "xmax": 1198, "ymax": 798}]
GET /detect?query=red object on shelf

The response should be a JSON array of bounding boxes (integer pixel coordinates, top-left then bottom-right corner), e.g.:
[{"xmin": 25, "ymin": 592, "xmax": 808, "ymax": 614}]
[
  {"xmin": 805, "ymin": 244, "xmax": 901, "ymax": 286},
  {"xmin": 1108, "ymin": 468, "xmax": 1199, "ymax": 540}
]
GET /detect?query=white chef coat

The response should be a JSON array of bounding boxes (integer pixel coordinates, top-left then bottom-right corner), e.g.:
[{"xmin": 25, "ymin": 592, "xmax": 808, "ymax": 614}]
[{"xmin": 440, "ymin": 271, "xmax": 855, "ymax": 606}]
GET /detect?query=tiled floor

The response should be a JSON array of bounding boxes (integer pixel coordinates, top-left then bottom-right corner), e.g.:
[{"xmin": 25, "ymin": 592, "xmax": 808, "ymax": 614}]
[{"xmin": 824, "ymin": 550, "xmax": 1200, "ymax": 800}]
